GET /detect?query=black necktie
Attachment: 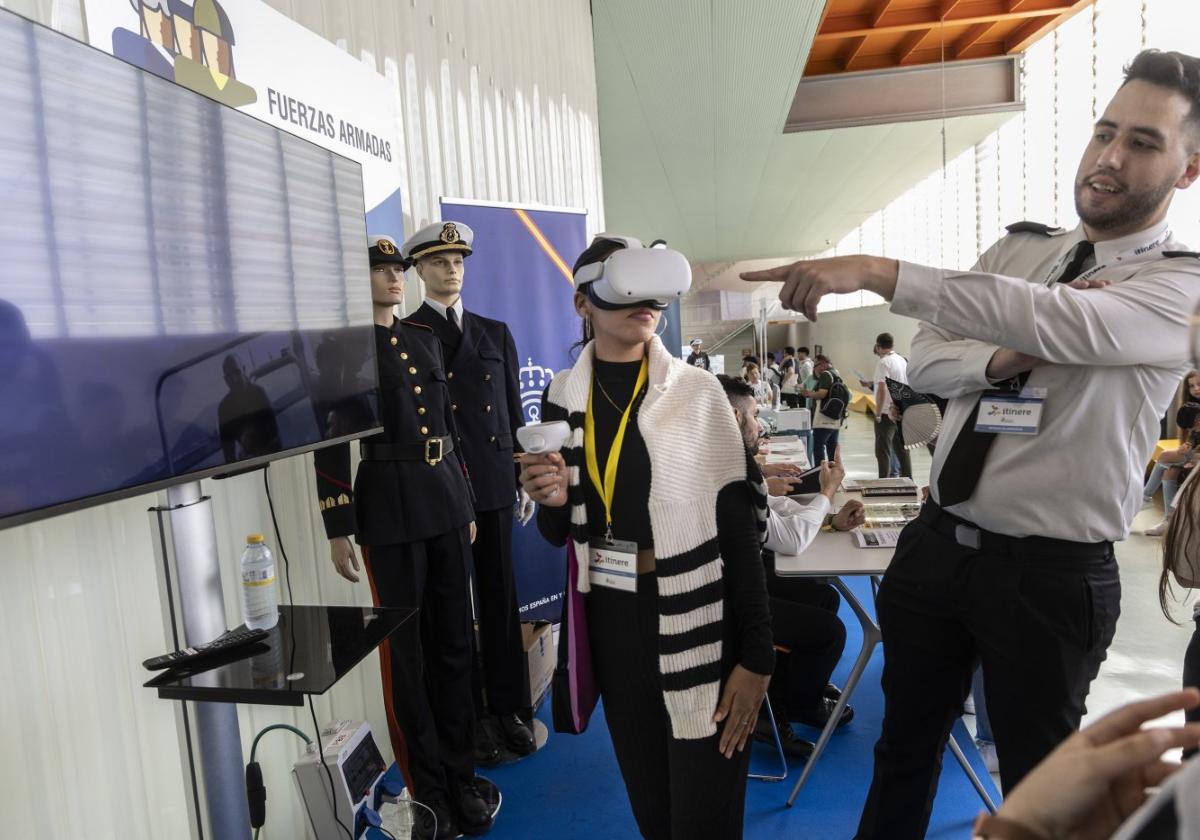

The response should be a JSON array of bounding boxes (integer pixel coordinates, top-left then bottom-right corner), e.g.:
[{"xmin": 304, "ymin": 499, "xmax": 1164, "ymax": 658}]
[
  {"xmin": 447, "ymin": 306, "xmax": 460, "ymax": 331},
  {"xmin": 936, "ymin": 240, "xmax": 1094, "ymax": 507}
]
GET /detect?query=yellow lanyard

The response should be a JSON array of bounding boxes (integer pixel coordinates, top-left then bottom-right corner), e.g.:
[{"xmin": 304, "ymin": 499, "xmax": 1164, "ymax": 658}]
[{"xmin": 584, "ymin": 356, "xmax": 648, "ymax": 540}]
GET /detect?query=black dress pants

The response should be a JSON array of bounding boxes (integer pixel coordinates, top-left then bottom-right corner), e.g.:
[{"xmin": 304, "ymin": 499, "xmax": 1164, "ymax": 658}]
[
  {"xmin": 855, "ymin": 509, "xmax": 1120, "ymax": 840},
  {"xmin": 588, "ymin": 575, "xmax": 751, "ymax": 840},
  {"xmin": 363, "ymin": 527, "xmax": 476, "ymax": 803},
  {"xmin": 769, "ymin": 595, "xmax": 846, "ymax": 715},
  {"xmin": 469, "ymin": 505, "xmax": 527, "ymax": 716}
]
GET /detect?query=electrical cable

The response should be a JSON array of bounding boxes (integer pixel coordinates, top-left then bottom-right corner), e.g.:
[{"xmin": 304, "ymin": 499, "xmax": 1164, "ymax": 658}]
[{"xmin": 309, "ymin": 694, "xmax": 356, "ymax": 840}]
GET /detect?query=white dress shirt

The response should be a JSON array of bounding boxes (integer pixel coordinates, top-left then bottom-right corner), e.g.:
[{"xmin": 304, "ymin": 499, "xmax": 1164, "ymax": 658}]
[
  {"xmin": 892, "ymin": 220, "xmax": 1198, "ymax": 542},
  {"xmin": 424, "ymin": 296, "xmax": 465, "ymax": 329},
  {"xmin": 765, "ymin": 493, "xmax": 831, "ymax": 555},
  {"xmin": 872, "ymin": 351, "xmax": 909, "ymax": 419},
  {"xmin": 797, "ymin": 358, "xmax": 815, "ymax": 384}
]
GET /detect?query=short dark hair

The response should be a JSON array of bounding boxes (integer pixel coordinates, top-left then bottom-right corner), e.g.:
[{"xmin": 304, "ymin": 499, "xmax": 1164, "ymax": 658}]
[
  {"xmin": 717, "ymin": 374, "xmax": 755, "ymax": 401},
  {"xmin": 814, "ymin": 353, "xmax": 831, "ymax": 365},
  {"xmin": 743, "ymin": 355, "xmax": 760, "ymax": 367},
  {"xmin": 1122, "ymin": 50, "xmax": 1200, "ymax": 136},
  {"xmin": 875, "ymin": 332, "xmax": 894, "ymax": 349},
  {"xmin": 798, "ymin": 346, "xmax": 810, "ymax": 355},
  {"xmin": 784, "ymin": 346, "xmax": 795, "ymax": 355}
]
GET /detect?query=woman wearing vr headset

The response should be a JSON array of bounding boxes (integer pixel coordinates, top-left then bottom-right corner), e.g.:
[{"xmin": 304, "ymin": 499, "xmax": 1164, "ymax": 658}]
[{"xmin": 518, "ymin": 236, "xmax": 774, "ymax": 839}]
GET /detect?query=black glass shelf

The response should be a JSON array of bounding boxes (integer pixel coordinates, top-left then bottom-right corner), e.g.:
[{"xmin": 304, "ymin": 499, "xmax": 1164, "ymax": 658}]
[{"xmin": 145, "ymin": 604, "xmax": 415, "ymax": 706}]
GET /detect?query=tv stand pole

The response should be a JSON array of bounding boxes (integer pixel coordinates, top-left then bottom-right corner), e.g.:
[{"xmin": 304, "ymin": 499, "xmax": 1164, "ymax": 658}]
[{"xmin": 151, "ymin": 480, "xmax": 251, "ymax": 840}]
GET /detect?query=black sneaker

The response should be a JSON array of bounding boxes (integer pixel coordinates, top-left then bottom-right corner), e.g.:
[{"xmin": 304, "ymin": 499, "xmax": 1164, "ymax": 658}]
[
  {"xmin": 791, "ymin": 696, "xmax": 854, "ymax": 730},
  {"xmin": 496, "ymin": 713, "xmax": 536, "ymax": 756},
  {"xmin": 451, "ymin": 780, "xmax": 495, "ymax": 836},
  {"xmin": 473, "ymin": 719, "xmax": 501, "ymax": 767}
]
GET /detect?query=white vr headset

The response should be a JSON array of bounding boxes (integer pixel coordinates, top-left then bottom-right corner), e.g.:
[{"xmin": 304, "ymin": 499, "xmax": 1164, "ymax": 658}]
[{"xmin": 573, "ymin": 235, "xmax": 690, "ymax": 311}]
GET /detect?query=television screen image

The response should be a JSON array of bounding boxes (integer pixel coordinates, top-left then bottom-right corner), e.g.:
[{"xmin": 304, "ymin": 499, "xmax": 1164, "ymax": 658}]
[{"xmin": 0, "ymin": 10, "xmax": 381, "ymax": 529}]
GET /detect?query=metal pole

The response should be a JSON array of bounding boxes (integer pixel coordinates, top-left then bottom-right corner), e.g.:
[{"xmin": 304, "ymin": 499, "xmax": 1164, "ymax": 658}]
[{"xmin": 154, "ymin": 481, "xmax": 251, "ymax": 840}]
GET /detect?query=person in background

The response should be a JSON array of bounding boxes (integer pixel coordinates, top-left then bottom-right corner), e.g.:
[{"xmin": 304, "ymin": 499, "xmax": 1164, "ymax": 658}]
[
  {"xmin": 520, "ymin": 235, "xmax": 773, "ymax": 840},
  {"xmin": 871, "ymin": 332, "xmax": 912, "ymax": 479},
  {"xmin": 744, "ymin": 49, "xmax": 1200, "ymax": 840},
  {"xmin": 1161, "ymin": 470, "xmax": 1200, "ymax": 760},
  {"xmin": 1144, "ymin": 400, "xmax": 1200, "ymax": 536},
  {"xmin": 719, "ymin": 373, "xmax": 863, "ymax": 754},
  {"xmin": 796, "ymin": 346, "xmax": 815, "ymax": 386},
  {"xmin": 779, "ymin": 346, "xmax": 800, "ymax": 408},
  {"xmin": 686, "ymin": 337, "xmax": 712, "ymax": 370},
  {"xmin": 1142, "ymin": 369, "xmax": 1200, "ymax": 502},
  {"xmin": 799, "ymin": 354, "xmax": 844, "ymax": 466},
  {"xmin": 744, "ymin": 363, "xmax": 772, "ymax": 407},
  {"xmin": 313, "ymin": 234, "xmax": 490, "ymax": 840}
]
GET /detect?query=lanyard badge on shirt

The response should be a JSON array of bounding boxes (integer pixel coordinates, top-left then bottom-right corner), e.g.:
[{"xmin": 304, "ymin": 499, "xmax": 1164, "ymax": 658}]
[
  {"xmin": 584, "ymin": 357, "xmax": 647, "ymax": 592},
  {"xmin": 1041, "ymin": 229, "xmax": 1172, "ymax": 286}
]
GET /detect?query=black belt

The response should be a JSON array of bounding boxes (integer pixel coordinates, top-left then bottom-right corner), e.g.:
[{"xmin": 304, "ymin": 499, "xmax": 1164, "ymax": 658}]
[
  {"xmin": 361, "ymin": 436, "xmax": 453, "ymax": 466},
  {"xmin": 918, "ymin": 501, "xmax": 1112, "ymax": 559}
]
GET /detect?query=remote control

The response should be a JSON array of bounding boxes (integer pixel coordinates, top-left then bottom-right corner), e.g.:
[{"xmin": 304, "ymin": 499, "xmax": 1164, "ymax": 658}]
[{"xmin": 143, "ymin": 627, "xmax": 271, "ymax": 671}]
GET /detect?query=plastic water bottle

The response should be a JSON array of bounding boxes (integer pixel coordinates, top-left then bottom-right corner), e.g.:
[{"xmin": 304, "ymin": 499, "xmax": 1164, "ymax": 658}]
[{"xmin": 239, "ymin": 534, "xmax": 279, "ymax": 630}]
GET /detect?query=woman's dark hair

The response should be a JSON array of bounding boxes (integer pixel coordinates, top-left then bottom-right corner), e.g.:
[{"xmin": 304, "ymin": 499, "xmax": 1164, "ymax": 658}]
[
  {"xmin": 1123, "ymin": 50, "xmax": 1200, "ymax": 137},
  {"xmin": 569, "ymin": 238, "xmax": 628, "ymax": 357}
]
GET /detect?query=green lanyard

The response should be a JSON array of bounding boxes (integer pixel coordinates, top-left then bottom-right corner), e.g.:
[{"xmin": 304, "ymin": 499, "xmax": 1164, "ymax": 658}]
[{"xmin": 584, "ymin": 357, "xmax": 648, "ymax": 541}]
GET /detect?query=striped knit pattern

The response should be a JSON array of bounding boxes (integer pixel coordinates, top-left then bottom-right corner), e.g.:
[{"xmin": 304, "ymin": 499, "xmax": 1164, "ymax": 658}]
[
  {"xmin": 547, "ymin": 336, "xmax": 750, "ymax": 740},
  {"xmin": 746, "ymin": 455, "xmax": 770, "ymax": 547}
]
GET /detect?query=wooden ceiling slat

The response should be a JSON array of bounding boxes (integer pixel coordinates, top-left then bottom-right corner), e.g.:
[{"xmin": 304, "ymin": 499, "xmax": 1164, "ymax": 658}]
[
  {"xmin": 895, "ymin": 27, "xmax": 932, "ymax": 64},
  {"xmin": 843, "ymin": 34, "xmax": 872, "ymax": 70},
  {"xmin": 815, "ymin": 2, "xmax": 1075, "ymax": 40},
  {"xmin": 955, "ymin": 21, "xmax": 997, "ymax": 57}
]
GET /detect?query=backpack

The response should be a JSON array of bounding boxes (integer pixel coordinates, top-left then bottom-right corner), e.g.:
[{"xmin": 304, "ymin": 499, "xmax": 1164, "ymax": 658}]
[{"xmin": 819, "ymin": 373, "xmax": 851, "ymax": 421}]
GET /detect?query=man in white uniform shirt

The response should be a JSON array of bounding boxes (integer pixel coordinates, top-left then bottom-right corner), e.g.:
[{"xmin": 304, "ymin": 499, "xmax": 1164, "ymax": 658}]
[
  {"xmin": 743, "ymin": 50, "xmax": 1200, "ymax": 840},
  {"xmin": 871, "ymin": 332, "xmax": 911, "ymax": 478}
]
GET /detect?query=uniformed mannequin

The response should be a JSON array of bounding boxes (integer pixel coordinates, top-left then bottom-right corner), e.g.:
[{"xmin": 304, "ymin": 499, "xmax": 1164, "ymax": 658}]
[
  {"xmin": 402, "ymin": 221, "xmax": 537, "ymax": 761},
  {"xmin": 744, "ymin": 49, "xmax": 1200, "ymax": 840},
  {"xmin": 313, "ymin": 234, "xmax": 497, "ymax": 839}
]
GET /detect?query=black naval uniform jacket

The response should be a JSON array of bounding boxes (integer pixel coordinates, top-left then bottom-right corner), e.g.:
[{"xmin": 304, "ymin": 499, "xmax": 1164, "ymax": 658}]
[
  {"xmin": 405, "ymin": 303, "xmax": 524, "ymax": 513},
  {"xmin": 313, "ymin": 318, "xmax": 475, "ymax": 546}
]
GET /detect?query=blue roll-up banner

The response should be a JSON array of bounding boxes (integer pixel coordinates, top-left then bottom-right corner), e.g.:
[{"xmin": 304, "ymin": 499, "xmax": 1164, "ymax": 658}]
[{"xmin": 440, "ymin": 199, "xmax": 588, "ymax": 621}]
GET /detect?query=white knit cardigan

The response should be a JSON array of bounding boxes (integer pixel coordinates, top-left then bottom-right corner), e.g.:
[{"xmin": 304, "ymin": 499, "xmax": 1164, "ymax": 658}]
[{"xmin": 546, "ymin": 336, "xmax": 751, "ymax": 740}]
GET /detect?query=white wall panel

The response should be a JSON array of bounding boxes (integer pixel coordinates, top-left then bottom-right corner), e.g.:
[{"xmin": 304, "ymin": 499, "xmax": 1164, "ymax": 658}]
[{"xmin": 0, "ymin": 1, "xmax": 602, "ymax": 837}]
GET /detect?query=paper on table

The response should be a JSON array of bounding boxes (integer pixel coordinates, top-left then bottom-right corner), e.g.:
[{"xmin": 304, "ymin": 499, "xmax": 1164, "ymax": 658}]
[
  {"xmin": 853, "ymin": 527, "xmax": 903, "ymax": 549},
  {"xmin": 842, "ymin": 477, "xmax": 917, "ymax": 491}
]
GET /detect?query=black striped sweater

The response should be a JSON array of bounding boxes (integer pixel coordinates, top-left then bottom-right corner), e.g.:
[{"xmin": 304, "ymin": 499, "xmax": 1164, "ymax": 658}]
[{"xmin": 538, "ymin": 336, "xmax": 774, "ymax": 740}]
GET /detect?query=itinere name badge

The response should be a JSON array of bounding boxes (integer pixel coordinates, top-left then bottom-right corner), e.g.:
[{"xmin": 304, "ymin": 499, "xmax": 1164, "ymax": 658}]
[{"xmin": 974, "ymin": 395, "xmax": 1044, "ymax": 435}]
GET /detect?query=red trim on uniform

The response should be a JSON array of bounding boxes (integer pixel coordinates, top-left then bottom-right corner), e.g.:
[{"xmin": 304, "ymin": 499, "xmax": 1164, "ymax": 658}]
[
  {"xmin": 363, "ymin": 546, "xmax": 415, "ymax": 795},
  {"xmin": 314, "ymin": 469, "xmax": 352, "ymax": 492},
  {"xmin": 399, "ymin": 319, "xmax": 433, "ymax": 331}
]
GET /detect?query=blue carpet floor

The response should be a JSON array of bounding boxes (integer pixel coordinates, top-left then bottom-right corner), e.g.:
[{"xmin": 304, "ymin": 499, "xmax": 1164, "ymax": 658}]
[{"xmin": 481, "ymin": 577, "xmax": 1001, "ymax": 839}]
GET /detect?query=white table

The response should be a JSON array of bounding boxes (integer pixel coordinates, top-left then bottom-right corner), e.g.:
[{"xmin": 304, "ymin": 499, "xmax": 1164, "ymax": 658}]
[{"xmin": 772, "ymin": 491, "xmax": 997, "ymax": 812}]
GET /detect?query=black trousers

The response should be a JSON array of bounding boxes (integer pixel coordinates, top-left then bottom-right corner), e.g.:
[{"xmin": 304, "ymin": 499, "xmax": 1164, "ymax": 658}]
[
  {"xmin": 874, "ymin": 416, "xmax": 912, "ymax": 478},
  {"xmin": 764, "ymin": 560, "xmax": 847, "ymax": 713},
  {"xmin": 469, "ymin": 505, "xmax": 526, "ymax": 716},
  {"xmin": 782, "ymin": 393, "xmax": 801, "ymax": 408},
  {"xmin": 855, "ymin": 509, "xmax": 1120, "ymax": 840},
  {"xmin": 364, "ymin": 527, "xmax": 476, "ymax": 803},
  {"xmin": 588, "ymin": 576, "xmax": 751, "ymax": 840}
]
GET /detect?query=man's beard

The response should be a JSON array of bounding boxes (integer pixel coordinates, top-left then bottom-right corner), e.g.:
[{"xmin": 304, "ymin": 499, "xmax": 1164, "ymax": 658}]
[{"xmin": 1075, "ymin": 173, "xmax": 1176, "ymax": 234}]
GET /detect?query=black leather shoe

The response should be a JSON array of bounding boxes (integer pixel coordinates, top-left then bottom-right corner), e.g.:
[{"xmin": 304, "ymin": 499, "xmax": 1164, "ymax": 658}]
[
  {"xmin": 497, "ymin": 713, "xmax": 536, "ymax": 756},
  {"xmin": 412, "ymin": 798, "xmax": 459, "ymax": 840},
  {"xmin": 823, "ymin": 683, "xmax": 842, "ymax": 701},
  {"xmin": 753, "ymin": 710, "xmax": 815, "ymax": 760},
  {"xmin": 451, "ymin": 781, "xmax": 495, "ymax": 836},
  {"xmin": 792, "ymin": 696, "xmax": 854, "ymax": 729},
  {"xmin": 473, "ymin": 719, "xmax": 501, "ymax": 767}
]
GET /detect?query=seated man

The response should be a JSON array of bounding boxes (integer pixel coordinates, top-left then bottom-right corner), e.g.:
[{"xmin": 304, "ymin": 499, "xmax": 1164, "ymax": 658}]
[{"xmin": 718, "ymin": 375, "xmax": 866, "ymax": 752}]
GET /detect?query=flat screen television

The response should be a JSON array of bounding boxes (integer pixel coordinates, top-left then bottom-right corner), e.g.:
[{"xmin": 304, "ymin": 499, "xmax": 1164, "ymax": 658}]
[{"xmin": 0, "ymin": 9, "xmax": 382, "ymax": 530}]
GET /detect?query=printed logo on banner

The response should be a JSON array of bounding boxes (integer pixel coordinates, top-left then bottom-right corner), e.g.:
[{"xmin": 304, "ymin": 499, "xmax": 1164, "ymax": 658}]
[
  {"xmin": 117, "ymin": 0, "xmax": 258, "ymax": 107},
  {"xmin": 519, "ymin": 358, "xmax": 555, "ymax": 422}
]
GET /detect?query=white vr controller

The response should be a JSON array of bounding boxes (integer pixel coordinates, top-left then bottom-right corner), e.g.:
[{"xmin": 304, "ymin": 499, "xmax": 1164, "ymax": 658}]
[
  {"xmin": 573, "ymin": 235, "xmax": 691, "ymax": 310},
  {"xmin": 516, "ymin": 421, "xmax": 572, "ymax": 454}
]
